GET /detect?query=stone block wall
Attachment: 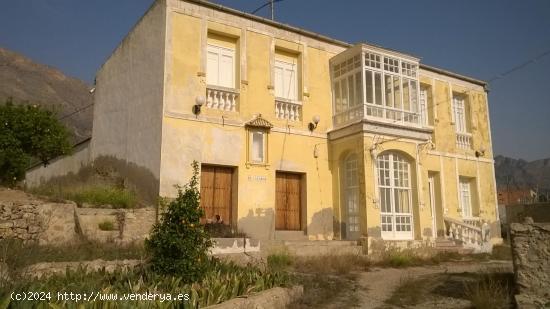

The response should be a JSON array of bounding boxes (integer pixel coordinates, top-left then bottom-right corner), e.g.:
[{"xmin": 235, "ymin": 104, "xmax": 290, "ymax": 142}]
[
  {"xmin": 0, "ymin": 200, "xmax": 78, "ymax": 244},
  {"xmin": 0, "ymin": 201, "xmax": 45, "ymax": 242},
  {"xmin": 510, "ymin": 218, "xmax": 550, "ymax": 306}
]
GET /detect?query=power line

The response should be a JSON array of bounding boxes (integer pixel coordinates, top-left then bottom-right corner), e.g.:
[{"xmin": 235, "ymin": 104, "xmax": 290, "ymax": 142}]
[{"xmin": 251, "ymin": 0, "xmax": 284, "ymax": 20}]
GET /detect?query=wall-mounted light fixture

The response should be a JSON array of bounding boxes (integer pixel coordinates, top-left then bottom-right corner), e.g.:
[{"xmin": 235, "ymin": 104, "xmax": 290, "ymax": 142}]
[
  {"xmin": 193, "ymin": 96, "xmax": 206, "ymax": 116},
  {"xmin": 308, "ymin": 115, "xmax": 320, "ymax": 131},
  {"xmin": 475, "ymin": 146, "xmax": 486, "ymax": 158}
]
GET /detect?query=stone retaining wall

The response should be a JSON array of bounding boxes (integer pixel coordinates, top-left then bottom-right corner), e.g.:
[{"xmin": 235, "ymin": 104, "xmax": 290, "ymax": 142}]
[
  {"xmin": 0, "ymin": 190, "xmax": 155, "ymax": 245},
  {"xmin": 0, "ymin": 200, "xmax": 77, "ymax": 244},
  {"xmin": 510, "ymin": 218, "xmax": 550, "ymax": 307}
]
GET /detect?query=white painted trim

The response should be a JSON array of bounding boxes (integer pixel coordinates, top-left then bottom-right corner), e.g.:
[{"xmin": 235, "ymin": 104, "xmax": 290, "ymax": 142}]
[
  {"xmin": 455, "ymin": 157, "xmax": 460, "ymax": 215},
  {"xmin": 476, "ymin": 159, "xmax": 482, "ymax": 217},
  {"xmin": 419, "ymin": 71, "xmax": 485, "ymax": 92},
  {"xmin": 427, "ymin": 150, "xmax": 493, "ymax": 164},
  {"xmin": 439, "ymin": 155, "xmax": 447, "ymax": 214}
]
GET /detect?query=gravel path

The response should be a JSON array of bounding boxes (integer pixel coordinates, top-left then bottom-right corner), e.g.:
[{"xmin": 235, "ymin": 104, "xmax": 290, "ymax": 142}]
[{"xmin": 355, "ymin": 261, "xmax": 513, "ymax": 309}]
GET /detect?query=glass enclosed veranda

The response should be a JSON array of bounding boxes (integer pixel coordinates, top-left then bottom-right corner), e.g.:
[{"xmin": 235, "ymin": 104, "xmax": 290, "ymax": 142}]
[{"xmin": 331, "ymin": 45, "xmax": 426, "ymax": 128}]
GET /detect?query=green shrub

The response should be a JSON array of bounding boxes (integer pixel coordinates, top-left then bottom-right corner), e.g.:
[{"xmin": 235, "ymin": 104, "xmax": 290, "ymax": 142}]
[
  {"xmin": 0, "ymin": 99, "xmax": 71, "ymax": 186},
  {"xmin": 98, "ymin": 220, "xmax": 115, "ymax": 231},
  {"xmin": 267, "ymin": 252, "xmax": 292, "ymax": 271},
  {"xmin": 145, "ymin": 161, "xmax": 213, "ymax": 282}
]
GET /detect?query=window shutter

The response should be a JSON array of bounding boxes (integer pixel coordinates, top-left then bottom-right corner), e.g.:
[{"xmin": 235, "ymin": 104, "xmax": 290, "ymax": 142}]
[
  {"xmin": 274, "ymin": 65, "xmax": 284, "ymax": 98},
  {"xmin": 207, "ymin": 44, "xmax": 235, "ymax": 88},
  {"xmin": 207, "ymin": 48, "xmax": 219, "ymax": 86},
  {"xmin": 219, "ymin": 52, "xmax": 234, "ymax": 88}
]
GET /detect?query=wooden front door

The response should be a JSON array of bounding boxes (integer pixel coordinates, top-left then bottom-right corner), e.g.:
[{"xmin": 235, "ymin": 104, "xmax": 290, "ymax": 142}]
[
  {"xmin": 200, "ymin": 165, "xmax": 233, "ymax": 224},
  {"xmin": 275, "ymin": 172, "xmax": 302, "ymax": 230}
]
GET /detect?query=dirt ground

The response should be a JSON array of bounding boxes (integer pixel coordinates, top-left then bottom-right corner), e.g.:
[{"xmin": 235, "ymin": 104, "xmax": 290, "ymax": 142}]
[{"xmin": 291, "ymin": 260, "xmax": 513, "ymax": 309}]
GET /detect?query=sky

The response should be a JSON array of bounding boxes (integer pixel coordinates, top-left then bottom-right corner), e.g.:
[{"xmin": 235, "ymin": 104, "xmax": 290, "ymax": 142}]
[{"xmin": 0, "ymin": 0, "xmax": 549, "ymax": 161}]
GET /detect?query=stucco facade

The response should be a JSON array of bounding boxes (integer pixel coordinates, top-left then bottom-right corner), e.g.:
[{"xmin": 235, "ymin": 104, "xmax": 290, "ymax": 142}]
[{"xmin": 28, "ymin": 0, "xmax": 500, "ymax": 245}]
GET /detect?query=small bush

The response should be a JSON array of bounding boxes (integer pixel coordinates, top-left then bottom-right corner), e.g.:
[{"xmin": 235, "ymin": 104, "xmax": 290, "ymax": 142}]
[
  {"xmin": 98, "ymin": 220, "xmax": 115, "ymax": 231},
  {"xmin": 386, "ymin": 275, "xmax": 430, "ymax": 306},
  {"xmin": 145, "ymin": 161, "xmax": 213, "ymax": 282}
]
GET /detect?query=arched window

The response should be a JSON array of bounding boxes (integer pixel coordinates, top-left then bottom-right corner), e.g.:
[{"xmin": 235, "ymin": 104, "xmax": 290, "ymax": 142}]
[
  {"xmin": 345, "ymin": 154, "xmax": 360, "ymax": 239},
  {"xmin": 377, "ymin": 152, "xmax": 413, "ymax": 239}
]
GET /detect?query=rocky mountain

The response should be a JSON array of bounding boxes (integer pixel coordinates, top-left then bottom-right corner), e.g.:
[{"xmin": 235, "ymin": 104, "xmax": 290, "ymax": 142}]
[
  {"xmin": 495, "ymin": 155, "xmax": 550, "ymax": 191},
  {"xmin": 0, "ymin": 47, "xmax": 93, "ymax": 143}
]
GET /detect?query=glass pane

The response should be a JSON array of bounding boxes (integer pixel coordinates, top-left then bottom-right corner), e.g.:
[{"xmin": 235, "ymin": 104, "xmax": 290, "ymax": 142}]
[
  {"xmin": 356, "ymin": 72, "xmax": 363, "ymax": 106},
  {"xmin": 348, "ymin": 75, "xmax": 355, "ymax": 107},
  {"xmin": 402, "ymin": 79, "xmax": 410, "ymax": 111},
  {"xmin": 252, "ymin": 132, "xmax": 264, "ymax": 162},
  {"xmin": 374, "ymin": 73, "xmax": 382, "ymax": 105},
  {"xmin": 334, "ymin": 81, "xmax": 341, "ymax": 113},
  {"xmin": 341, "ymin": 78, "xmax": 349, "ymax": 110},
  {"xmin": 385, "ymin": 75, "xmax": 393, "ymax": 108},
  {"xmin": 393, "ymin": 76, "xmax": 401, "ymax": 110},
  {"xmin": 365, "ymin": 71, "xmax": 373, "ymax": 104}
]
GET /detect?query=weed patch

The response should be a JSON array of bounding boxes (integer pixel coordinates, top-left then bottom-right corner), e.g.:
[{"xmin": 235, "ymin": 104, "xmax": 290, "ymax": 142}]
[
  {"xmin": 97, "ymin": 220, "xmax": 115, "ymax": 231},
  {"xmin": 30, "ymin": 185, "xmax": 137, "ymax": 208}
]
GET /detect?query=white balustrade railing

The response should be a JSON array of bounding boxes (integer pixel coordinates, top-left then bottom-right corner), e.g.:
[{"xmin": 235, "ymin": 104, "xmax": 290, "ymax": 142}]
[
  {"xmin": 333, "ymin": 103, "xmax": 421, "ymax": 127},
  {"xmin": 206, "ymin": 86, "xmax": 238, "ymax": 112},
  {"xmin": 456, "ymin": 132, "xmax": 472, "ymax": 149},
  {"xmin": 275, "ymin": 99, "xmax": 302, "ymax": 121},
  {"xmin": 463, "ymin": 217, "xmax": 481, "ymax": 228},
  {"xmin": 444, "ymin": 216, "xmax": 492, "ymax": 253}
]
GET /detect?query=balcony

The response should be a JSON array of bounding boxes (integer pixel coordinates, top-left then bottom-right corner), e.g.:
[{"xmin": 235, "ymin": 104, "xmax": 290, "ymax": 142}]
[
  {"xmin": 456, "ymin": 132, "xmax": 472, "ymax": 149},
  {"xmin": 331, "ymin": 45, "xmax": 427, "ymax": 131},
  {"xmin": 206, "ymin": 86, "xmax": 239, "ymax": 112},
  {"xmin": 275, "ymin": 98, "xmax": 302, "ymax": 121}
]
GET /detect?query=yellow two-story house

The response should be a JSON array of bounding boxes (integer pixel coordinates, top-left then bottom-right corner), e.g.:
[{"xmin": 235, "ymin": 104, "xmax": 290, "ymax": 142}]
[{"xmin": 46, "ymin": 0, "xmax": 501, "ymax": 250}]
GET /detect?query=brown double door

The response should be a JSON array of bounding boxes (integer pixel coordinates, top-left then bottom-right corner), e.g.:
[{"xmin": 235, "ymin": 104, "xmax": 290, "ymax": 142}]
[
  {"xmin": 200, "ymin": 165, "xmax": 233, "ymax": 224},
  {"xmin": 275, "ymin": 172, "xmax": 302, "ymax": 230}
]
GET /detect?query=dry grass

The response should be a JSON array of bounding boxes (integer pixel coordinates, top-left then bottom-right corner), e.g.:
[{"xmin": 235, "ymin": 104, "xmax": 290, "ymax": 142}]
[
  {"xmin": 0, "ymin": 239, "xmax": 146, "ymax": 272},
  {"xmin": 385, "ymin": 275, "xmax": 432, "ymax": 307},
  {"xmin": 464, "ymin": 272, "xmax": 513, "ymax": 309},
  {"xmin": 29, "ymin": 184, "xmax": 137, "ymax": 208},
  {"xmin": 292, "ymin": 254, "xmax": 370, "ymax": 275}
]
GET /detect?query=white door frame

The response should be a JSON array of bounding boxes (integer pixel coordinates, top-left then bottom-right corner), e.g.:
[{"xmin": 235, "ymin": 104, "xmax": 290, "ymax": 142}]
[{"xmin": 428, "ymin": 175, "xmax": 437, "ymax": 239}]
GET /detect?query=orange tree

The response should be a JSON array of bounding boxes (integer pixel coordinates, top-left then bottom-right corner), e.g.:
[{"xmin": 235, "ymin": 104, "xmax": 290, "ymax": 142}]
[{"xmin": 0, "ymin": 99, "xmax": 71, "ymax": 186}]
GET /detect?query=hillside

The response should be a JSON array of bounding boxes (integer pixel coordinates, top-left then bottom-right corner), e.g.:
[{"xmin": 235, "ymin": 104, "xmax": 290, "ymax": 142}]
[
  {"xmin": 0, "ymin": 47, "xmax": 93, "ymax": 142},
  {"xmin": 495, "ymin": 155, "xmax": 550, "ymax": 191}
]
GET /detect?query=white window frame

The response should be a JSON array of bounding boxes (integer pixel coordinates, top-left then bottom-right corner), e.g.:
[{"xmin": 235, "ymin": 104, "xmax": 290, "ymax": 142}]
[
  {"xmin": 274, "ymin": 58, "xmax": 298, "ymax": 101},
  {"xmin": 345, "ymin": 154, "xmax": 360, "ymax": 235},
  {"xmin": 249, "ymin": 129, "xmax": 267, "ymax": 164},
  {"xmin": 452, "ymin": 94, "xmax": 467, "ymax": 133},
  {"xmin": 419, "ymin": 87, "xmax": 429, "ymax": 126},
  {"xmin": 459, "ymin": 178, "xmax": 473, "ymax": 218},
  {"xmin": 206, "ymin": 43, "xmax": 235, "ymax": 89},
  {"xmin": 377, "ymin": 153, "xmax": 414, "ymax": 240}
]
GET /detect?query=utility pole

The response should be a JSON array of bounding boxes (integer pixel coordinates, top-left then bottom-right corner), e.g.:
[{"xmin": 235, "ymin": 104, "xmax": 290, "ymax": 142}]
[{"xmin": 270, "ymin": 0, "xmax": 275, "ymax": 20}]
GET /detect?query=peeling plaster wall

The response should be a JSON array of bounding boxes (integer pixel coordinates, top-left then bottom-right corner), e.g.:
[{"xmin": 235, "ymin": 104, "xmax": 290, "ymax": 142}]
[
  {"xmin": 90, "ymin": 0, "xmax": 167, "ymax": 198},
  {"xmin": 160, "ymin": 2, "xmax": 338, "ymax": 240},
  {"xmin": 25, "ymin": 140, "xmax": 91, "ymax": 188}
]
